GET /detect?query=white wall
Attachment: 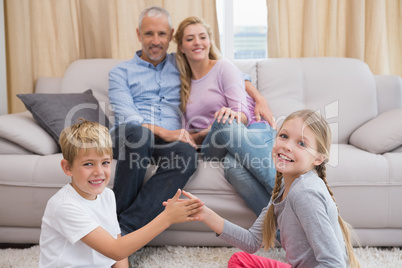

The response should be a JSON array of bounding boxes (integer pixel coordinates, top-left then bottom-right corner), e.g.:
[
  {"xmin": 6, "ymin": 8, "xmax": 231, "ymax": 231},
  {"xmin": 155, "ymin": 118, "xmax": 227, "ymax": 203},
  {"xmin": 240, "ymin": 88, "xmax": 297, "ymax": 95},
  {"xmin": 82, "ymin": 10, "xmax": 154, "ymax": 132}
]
[{"xmin": 0, "ymin": 0, "xmax": 7, "ymax": 115}]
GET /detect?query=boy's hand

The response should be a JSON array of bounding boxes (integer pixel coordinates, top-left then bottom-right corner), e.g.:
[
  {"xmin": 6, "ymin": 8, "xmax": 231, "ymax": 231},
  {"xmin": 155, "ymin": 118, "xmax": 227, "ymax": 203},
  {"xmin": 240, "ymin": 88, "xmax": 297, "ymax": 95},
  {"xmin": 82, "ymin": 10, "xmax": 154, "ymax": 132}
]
[
  {"xmin": 163, "ymin": 190, "xmax": 224, "ymax": 235},
  {"xmin": 163, "ymin": 190, "xmax": 207, "ymax": 221},
  {"xmin": 163, "ymin": 189, "xmax": 204, "ymax": 225}
]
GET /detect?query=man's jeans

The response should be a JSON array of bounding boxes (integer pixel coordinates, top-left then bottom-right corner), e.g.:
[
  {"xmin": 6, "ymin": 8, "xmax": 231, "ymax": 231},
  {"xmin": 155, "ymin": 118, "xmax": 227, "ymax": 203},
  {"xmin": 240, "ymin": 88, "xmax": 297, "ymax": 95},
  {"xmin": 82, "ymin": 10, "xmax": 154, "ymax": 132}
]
[
  {"xmin": 111, "ymin": 123, "xmax": 197, "ymax": 234},
  {"xmin": 201, "ymin": 120, "xmax": 276, "ymax": 215}
]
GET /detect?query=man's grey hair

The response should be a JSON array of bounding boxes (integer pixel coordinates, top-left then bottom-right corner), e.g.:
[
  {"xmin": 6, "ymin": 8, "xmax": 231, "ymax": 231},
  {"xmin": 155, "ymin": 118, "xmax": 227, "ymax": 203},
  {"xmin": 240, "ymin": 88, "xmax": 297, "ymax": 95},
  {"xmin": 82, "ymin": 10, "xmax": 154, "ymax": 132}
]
[{"xmin": 138, "ymin": 6, "xmax": 172, "ymax": 30}]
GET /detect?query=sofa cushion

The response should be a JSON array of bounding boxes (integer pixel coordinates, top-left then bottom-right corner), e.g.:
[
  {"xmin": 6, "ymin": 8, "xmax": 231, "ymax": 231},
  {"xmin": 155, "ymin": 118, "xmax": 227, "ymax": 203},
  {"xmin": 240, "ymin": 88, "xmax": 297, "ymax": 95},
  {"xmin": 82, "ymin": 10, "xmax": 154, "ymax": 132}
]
[
  {"xmin": 392, "ymin": 146, "xmax": 402, "ymax": 153},
  {"xmin": 17, "ymin": 89, "xmax": 110, "ymax": 144},
  {"xmin": 257, "ymin": 58, "xmax": 378, "ymax": 144},
  {"xmin": 349, "ymin": 109, "xmax": 402, "ymax": 154},
  {"xmin": 0, "ymin": 137, "xmax": 32, "ymax": 154},
  {"xmin": 0, "ymin": 111, "xmax": 59, "ymax": 155}
]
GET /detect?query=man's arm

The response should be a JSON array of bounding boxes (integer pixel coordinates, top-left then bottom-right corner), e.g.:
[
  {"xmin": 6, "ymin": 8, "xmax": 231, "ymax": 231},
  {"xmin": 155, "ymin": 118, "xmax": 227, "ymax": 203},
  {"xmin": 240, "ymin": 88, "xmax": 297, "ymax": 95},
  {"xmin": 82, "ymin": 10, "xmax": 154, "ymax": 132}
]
[
  {"xmin": 245, "ymin": 81, "xmax": 276, "ymax": 129},
  {"xmin": 109, "ymin": 66, "xmax": 145, "ymax": 126}
]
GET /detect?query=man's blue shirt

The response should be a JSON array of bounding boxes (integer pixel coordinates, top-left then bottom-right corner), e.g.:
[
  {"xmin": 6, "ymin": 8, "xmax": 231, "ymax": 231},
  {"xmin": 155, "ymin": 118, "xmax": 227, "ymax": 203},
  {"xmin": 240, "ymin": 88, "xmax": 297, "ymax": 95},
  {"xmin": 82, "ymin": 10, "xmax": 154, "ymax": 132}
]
[{"xmin": 108, "ymin": 50, "xmax": 183, "ymax": 131}]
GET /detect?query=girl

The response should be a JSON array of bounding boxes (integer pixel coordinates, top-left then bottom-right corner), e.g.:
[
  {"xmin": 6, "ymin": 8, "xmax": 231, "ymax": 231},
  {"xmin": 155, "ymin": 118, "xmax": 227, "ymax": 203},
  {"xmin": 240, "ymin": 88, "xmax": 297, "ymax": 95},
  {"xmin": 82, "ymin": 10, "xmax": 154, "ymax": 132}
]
[
  {"xmin": 174, "ymin": 16, "xmax": 277, "ymax": 216},
  {"xmin": 179, "ymin": 109, "xmax": 360, "ymax": 267}
]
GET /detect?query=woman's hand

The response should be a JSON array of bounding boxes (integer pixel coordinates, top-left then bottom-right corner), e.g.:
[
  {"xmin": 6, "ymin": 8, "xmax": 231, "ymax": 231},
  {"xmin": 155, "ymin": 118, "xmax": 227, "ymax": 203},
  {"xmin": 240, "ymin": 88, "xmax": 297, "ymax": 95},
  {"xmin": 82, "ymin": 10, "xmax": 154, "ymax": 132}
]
[
  {"xmin": 214, "ymin": 107, "xmax": 243, "ymax": 124},
  {"xmin": 254, "ymin": 98, "xmax": 277, "ymax": 129},
  {"xmin": 244, "ymin": 80, "xmax": 277, "ymax": 129}
]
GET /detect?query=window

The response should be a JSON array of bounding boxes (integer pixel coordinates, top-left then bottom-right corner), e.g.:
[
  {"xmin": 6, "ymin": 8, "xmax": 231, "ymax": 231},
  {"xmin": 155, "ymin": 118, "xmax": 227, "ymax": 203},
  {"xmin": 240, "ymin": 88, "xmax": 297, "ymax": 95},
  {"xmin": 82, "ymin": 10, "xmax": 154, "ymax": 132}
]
[{"xmin": 216, "ymin": 0, "xmax": 267, "ymax": 60}]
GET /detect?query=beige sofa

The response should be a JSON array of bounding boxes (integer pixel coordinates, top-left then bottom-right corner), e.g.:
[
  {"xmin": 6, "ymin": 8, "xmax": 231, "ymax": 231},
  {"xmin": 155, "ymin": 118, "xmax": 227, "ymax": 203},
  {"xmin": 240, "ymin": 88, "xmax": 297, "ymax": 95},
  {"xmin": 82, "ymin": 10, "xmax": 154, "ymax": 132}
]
[{"xmin": 0, "ymin": 57, "xmax": 401, "ymax": 247}]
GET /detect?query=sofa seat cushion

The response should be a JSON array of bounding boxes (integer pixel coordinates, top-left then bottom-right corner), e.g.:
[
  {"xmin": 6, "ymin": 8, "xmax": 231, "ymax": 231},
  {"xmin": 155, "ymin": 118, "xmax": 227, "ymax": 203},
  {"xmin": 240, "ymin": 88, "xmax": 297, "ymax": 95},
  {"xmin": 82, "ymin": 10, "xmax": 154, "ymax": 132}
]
[
  {"xmin": 0, "ymin": 111, "xmax": 59, "ymax": 155},
  {"xmin": 349, "ymin": 109, "xmax": 402, "ymax": 154},
  {"xmin": 327, "ymin": 144, "xmax": 402, "ymax": 230},
  {"xmin": 17, "ymin": 89, "xmax": 110, "ymax": 144},
  {"xmin": 383, "ymin": 152, "xmax": 402, "ymax": 227}
]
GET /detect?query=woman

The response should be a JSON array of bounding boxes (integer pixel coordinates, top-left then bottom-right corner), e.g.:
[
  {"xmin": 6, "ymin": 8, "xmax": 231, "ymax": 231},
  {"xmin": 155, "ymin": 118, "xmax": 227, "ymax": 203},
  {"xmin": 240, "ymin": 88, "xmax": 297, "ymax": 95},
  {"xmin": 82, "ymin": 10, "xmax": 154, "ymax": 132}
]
[{"xmin": 173, "ymin": 16, "xmax": 276, "ymax": 215}]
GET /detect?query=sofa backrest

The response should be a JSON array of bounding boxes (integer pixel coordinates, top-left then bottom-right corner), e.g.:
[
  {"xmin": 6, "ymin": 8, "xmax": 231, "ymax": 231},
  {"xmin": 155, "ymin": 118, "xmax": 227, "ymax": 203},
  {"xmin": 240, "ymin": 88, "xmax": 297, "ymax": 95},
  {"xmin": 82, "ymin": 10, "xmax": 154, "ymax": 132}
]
[
  {"xmin": 234, "ymin": 57, "xmax": 378, "ymax": 144},
  {"xmin": 60, "ymin": 57, "xmax": 380, "ymax": 144},
  {"xmin": 59, "ymin": 58, "xmax": 124, "ymax": 125}
]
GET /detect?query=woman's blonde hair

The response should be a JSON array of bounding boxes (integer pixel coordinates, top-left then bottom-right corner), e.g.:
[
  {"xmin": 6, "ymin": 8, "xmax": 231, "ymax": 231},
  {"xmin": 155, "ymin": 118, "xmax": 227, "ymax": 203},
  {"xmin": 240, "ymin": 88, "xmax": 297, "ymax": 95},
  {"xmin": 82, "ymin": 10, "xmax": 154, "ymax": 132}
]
[
  {"xmin": 262, "ymin": 109, "xmax": 360, "ymax": 268},
  {"xmin": 59, "ymin": 118, "xmax": 113, "ymax": 165},
  {"xmin": 173, "ymin": 16, "xmax": 222, "ymax": 112}
]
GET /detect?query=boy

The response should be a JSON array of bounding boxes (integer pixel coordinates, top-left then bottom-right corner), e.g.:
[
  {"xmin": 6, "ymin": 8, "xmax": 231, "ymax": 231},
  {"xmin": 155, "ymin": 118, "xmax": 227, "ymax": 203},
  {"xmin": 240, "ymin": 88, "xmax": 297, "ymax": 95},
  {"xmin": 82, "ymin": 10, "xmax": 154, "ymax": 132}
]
[{"xmin": 39, "ymin": 119, "xmax": 203, "ymax": 267}]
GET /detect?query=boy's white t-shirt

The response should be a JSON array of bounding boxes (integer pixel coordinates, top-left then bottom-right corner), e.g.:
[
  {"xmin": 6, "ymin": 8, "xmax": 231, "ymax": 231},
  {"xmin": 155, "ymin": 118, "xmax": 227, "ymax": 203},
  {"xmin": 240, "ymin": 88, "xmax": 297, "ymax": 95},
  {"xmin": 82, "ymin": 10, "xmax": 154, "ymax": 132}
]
[{"xmin": 39, "ymin": 183, "xmax": 121, "ymax": 268}]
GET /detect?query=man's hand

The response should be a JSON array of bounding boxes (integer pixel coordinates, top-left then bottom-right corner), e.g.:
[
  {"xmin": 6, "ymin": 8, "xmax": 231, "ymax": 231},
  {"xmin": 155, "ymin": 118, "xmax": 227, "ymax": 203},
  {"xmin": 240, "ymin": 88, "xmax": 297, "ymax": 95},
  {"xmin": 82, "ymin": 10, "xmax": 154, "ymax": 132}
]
[
  {"xmin": 161, "ymin": 129, "xmax": 197, "ymax": 149},
  {"xmin": 142, "ymin": 124, "xmax": 197, "ymax": 149}
]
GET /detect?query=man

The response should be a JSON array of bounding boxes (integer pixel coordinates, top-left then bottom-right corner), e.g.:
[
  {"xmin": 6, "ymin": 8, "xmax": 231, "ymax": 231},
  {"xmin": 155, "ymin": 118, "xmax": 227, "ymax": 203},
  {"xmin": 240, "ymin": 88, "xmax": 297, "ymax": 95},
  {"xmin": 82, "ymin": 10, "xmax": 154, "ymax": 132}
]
[{"xmin": 109, "ymin": 6, "xmax": 273, "ymax": 235}]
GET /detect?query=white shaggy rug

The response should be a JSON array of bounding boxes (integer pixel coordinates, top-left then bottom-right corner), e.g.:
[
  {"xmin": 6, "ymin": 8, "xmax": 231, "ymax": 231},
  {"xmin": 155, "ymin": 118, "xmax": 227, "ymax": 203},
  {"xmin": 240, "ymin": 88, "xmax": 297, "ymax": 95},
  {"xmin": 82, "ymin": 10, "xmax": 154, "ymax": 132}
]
[{"xmin": 0, "ymin": 245, "xmax": 401, "ymax": 267}]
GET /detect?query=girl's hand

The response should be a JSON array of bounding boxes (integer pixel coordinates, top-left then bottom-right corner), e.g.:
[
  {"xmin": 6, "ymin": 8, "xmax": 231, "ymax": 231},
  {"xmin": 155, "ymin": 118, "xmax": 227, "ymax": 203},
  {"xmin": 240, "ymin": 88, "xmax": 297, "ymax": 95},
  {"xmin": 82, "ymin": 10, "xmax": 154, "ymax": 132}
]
[
  {"xmin": 163, "ymin": 189, "xmax": 204, "ymax": 224},
  {"xmin": 214, "ymin": 107, "xmax": 242, "ymax": 124},
  {"xmin": 162, "ymin": 190, "xmax": 207, "ymax": 221},
  {"xmin": 180, "ymin": 190, "xmax": 208, "ymax": 221},
  {"xmin": 182, "ymin": 190, "xmax": 225, "ymax": 234}
]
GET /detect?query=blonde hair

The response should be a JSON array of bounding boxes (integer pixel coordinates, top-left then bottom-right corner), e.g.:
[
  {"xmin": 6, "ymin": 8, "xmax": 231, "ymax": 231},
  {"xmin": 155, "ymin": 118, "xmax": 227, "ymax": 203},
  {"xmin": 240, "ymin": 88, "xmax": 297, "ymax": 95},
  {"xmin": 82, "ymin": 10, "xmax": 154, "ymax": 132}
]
[
  {"xmin": 59, "ymin": 118, "xmax": 113, "ymax": 165},
  {"xmin": 173, "ymin": 16, "xmax": 222, "ymax": 112},
  {"xmin": 262, "ymin": 109, "xmax": 360, "ymax": 268}
]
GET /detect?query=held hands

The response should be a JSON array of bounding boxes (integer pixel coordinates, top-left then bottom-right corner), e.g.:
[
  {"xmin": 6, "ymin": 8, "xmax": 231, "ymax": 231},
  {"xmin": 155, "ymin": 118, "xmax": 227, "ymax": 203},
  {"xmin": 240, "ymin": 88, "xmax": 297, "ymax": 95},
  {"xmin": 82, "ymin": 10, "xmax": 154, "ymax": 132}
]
[
  {"xmin": 164, "ymin": 190, "xmax": 225, "ymax": 234},
  {"xmin": 214, "ymin": 107, "xmax": 242, "ymax": 124},
  {"xmin": 162, "ymin": 189, "xmax": 204, "ymax": 225},
  {"xmin": 163, "ymin": 190, "xmax": 207, "ymax": 222}
]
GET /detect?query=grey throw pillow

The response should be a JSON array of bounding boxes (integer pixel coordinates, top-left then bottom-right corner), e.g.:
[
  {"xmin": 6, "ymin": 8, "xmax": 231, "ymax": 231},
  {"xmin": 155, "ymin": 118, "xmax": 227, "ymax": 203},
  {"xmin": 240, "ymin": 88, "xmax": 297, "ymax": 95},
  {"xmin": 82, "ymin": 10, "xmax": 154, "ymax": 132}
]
[
  {"xmin": 349, "ymin": 109, "xmax": 402, "ymax": 154},
  {"xmin": 17, "ymin": 89, "xmax": 110, "ymax": 144}
]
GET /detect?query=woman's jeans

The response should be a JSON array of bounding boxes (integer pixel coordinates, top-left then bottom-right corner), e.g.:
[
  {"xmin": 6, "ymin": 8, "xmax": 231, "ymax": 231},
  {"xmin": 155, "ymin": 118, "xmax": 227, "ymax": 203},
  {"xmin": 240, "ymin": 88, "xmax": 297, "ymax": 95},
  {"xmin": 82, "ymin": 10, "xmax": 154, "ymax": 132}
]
[{"xmin": 201, "ymin": 120, "xmax": 276, "ymax": 215}]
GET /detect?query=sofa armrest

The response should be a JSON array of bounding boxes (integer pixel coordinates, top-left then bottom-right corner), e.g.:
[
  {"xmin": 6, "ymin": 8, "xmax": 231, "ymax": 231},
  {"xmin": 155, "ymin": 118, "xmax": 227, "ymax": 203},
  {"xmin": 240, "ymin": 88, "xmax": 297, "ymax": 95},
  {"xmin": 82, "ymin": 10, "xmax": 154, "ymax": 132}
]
[
  {"xmin": 35, "ymin": 77, "xmax": 62, "ymax": 94},
  {"xmin": 349, "ymin": 109, "xmax": 402, "ymax": 154},
  {"xmin": 0, "ymin": 137, "xmax": 32, "ymax": 154},
  {"xmin": 375, "ymin": 75, "xmax": 402, "ymax": 114},
  {"xmin": 0, "ymin": 111, "xmax": 59, "ymax": 155}
]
